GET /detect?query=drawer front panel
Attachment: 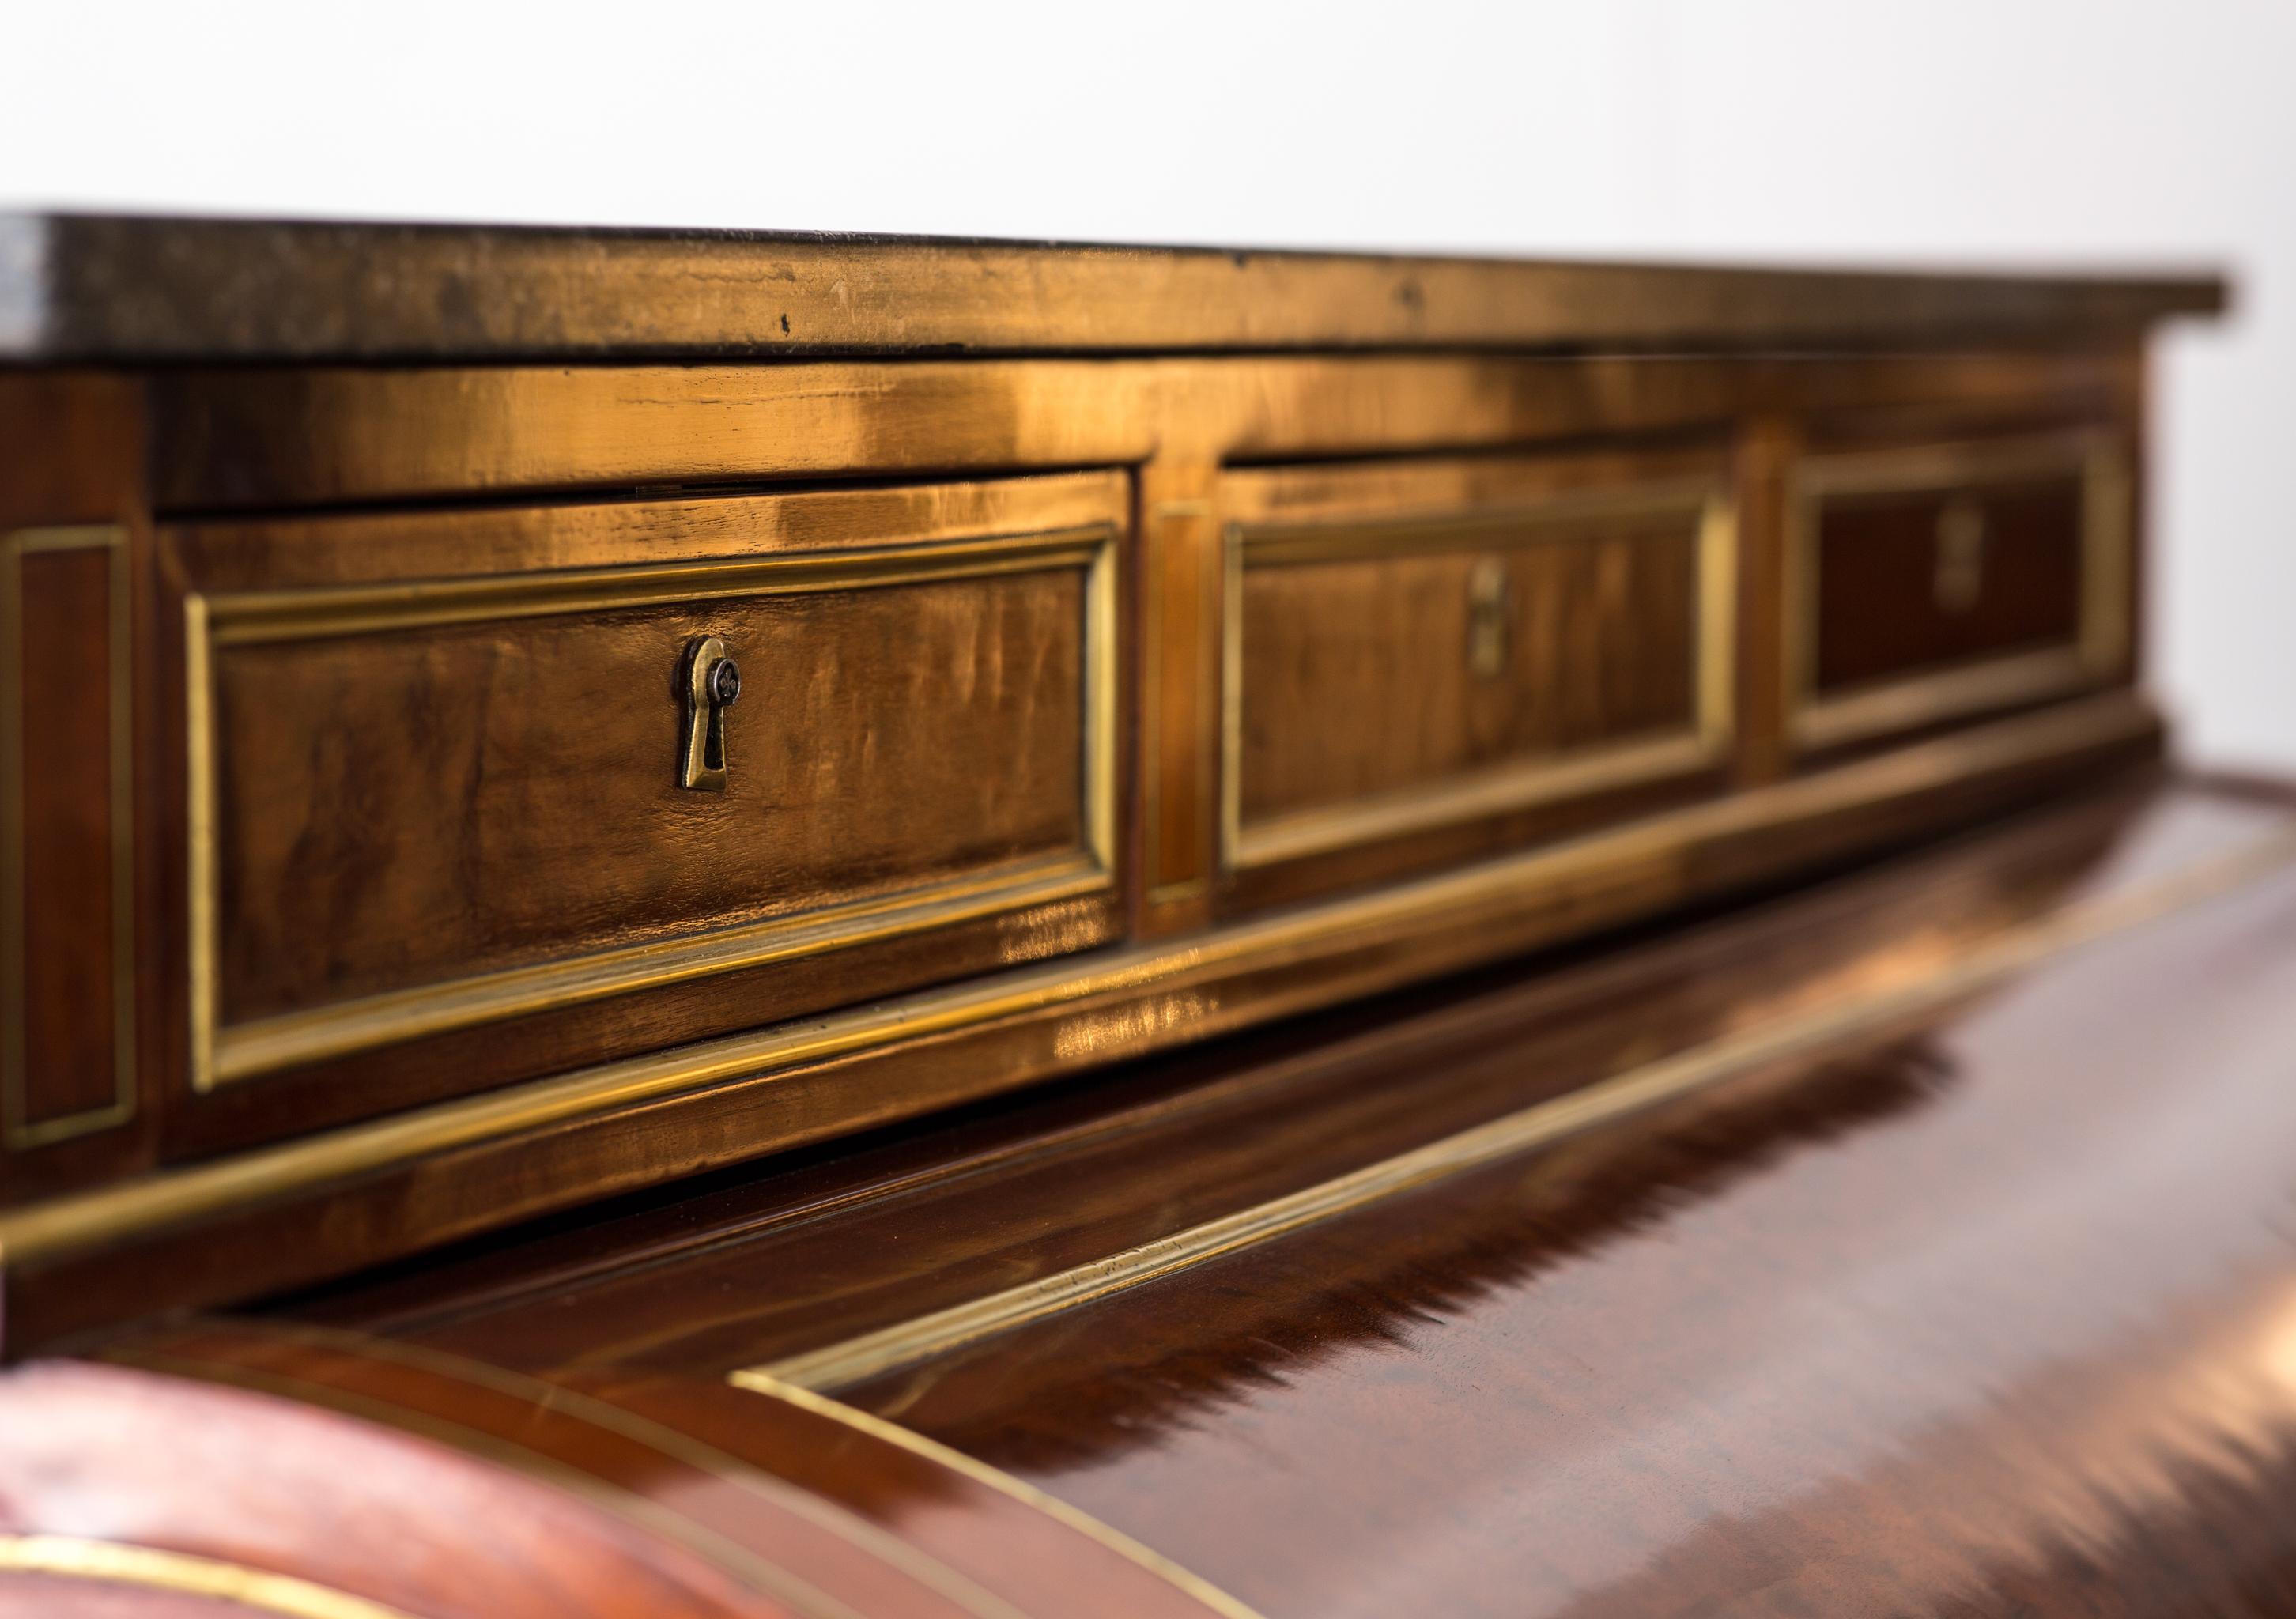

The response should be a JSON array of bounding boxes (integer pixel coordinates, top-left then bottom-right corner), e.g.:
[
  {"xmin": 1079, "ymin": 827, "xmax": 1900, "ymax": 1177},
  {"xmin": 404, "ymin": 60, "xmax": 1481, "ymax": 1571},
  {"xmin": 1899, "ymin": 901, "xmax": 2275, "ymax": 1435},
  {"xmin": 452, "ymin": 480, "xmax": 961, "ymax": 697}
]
[
  {"xmin": 1791, "ymin": 434, "xmax": 2129, "ymax": 751},
  {"xmin": 173, "ymin": 476, "xmax": 1122, "ymax": 1100},
  {"xmin": 1223, "ymin": 471, "xmax": 1735, "ymax": 877}
]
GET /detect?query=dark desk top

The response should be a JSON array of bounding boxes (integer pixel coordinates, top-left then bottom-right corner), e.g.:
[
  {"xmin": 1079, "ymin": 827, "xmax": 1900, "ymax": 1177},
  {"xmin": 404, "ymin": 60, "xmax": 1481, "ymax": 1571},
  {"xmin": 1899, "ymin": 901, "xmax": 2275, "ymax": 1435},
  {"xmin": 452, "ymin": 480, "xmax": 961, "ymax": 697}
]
[{"xmin": 0, "ymin": 213, "xmax": 2226, "ymax": 364}]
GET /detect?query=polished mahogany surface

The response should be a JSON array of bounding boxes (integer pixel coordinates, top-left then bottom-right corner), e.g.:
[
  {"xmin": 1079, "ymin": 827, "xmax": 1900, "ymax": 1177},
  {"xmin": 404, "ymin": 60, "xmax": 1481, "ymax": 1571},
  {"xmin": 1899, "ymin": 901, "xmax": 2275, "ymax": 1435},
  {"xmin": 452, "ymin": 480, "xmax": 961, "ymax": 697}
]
[
  {"xmin": 850, "ymin": 786, "xmax": 2296, "ymax": 1617},
  {"xmin": 108, "ymin": 770, "xmax": 2274, "ymax": 1617},
  {"xmin": 0, "ymin": 218, "xmax": 2261, "ymax": 1615}
]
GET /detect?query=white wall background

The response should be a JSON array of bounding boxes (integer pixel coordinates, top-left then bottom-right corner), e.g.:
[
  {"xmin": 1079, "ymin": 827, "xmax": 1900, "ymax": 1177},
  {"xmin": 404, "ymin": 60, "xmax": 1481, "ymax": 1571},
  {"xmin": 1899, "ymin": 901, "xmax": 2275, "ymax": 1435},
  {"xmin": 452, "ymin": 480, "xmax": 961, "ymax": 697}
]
[{"xmin": 6, "ymin": 1, "xmax": 2290, "ymax": 764}]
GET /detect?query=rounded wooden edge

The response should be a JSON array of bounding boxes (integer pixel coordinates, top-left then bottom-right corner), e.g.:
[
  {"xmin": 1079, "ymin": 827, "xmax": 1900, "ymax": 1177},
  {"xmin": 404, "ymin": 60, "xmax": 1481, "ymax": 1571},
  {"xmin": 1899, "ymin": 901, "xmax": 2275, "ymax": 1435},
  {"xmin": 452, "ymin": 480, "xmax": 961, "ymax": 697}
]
[{"xmin": 98, "ymin": 1319, "xmax": 1259, "ymax": 1619}]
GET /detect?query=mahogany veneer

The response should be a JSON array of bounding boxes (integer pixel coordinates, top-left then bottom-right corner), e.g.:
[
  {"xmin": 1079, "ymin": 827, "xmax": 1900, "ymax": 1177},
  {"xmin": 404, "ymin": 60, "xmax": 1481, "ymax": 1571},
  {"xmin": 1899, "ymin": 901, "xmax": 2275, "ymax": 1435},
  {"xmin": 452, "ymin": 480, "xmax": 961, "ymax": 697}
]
[{"xmin": 0, "ymin": 216, "xmax": 2269, "ymax": 1617}]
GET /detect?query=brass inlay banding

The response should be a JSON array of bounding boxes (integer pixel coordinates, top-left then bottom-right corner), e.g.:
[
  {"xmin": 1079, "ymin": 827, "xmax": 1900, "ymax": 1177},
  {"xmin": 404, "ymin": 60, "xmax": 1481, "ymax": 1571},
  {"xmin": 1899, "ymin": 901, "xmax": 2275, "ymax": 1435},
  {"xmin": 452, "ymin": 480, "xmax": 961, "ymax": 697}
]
[
  {"xmin": 0, "ymin": 692, "xmax": 2158, "ymax": 1273},
  {"xmin": 0, "ymin": 1533, "xmax": 414, "ymax": 1619},
  {"xmin": 731, "ymin": 1372, "xmax": 1268, "ymax": 1619},
  {"xmin": 1221, "ymin": 481, "xmax": 1738, "ymax": 871},
  {"xmin": 1787, "ymin": 431, "xmax": 2133, "ymax": 753},
  {"xmin": 2, "ymin": 524, "xmax": 136, "ymax": 1150},
  {"xmin": 738, "ymin": 813, "xmax": 2296, "ymax": 1394},
  {"xmin": 187, "ymin": 525, "xmax": 1121, "ymax": 1089}
]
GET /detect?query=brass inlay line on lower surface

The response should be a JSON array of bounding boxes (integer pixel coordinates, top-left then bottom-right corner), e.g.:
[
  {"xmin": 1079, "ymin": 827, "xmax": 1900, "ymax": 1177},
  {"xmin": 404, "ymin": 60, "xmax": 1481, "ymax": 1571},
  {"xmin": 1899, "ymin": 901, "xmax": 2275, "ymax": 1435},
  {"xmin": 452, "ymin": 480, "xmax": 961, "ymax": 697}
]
[
  {"xmin": 737, "ymin": 815, "xmax": 2296, "ymax": 1395},
  {"xmin": 0, "ymin": 1533, "xmax": 414, "ymax": 1619},
  {"xmin": 733, "ymin": 1371, "xmax": 1268, "ymax": 1619},
  {"xmin": 0, "ymin": 692, "xmax": 2158, "ymax": 1271}
]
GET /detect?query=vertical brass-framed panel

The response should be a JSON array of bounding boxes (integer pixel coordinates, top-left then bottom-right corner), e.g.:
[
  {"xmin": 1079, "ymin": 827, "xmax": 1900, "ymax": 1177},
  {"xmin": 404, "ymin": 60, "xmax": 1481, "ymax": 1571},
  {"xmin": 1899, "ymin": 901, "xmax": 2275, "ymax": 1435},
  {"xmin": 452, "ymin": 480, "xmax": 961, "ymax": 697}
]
[
  {"xmin": 182, "ymin": 525, "xmax": 1123, "ymax": 1093},
  {"xmin": 1, "ymin": 525, "xmax": 137, "ymax": 1149},
  {"xmin": 1219, "ymin": 481, "xmax": 1738, "ymax": 872},
  {"xmin": 1785, "ymin": 432, "xmax": 2132, "ymax": 753}
]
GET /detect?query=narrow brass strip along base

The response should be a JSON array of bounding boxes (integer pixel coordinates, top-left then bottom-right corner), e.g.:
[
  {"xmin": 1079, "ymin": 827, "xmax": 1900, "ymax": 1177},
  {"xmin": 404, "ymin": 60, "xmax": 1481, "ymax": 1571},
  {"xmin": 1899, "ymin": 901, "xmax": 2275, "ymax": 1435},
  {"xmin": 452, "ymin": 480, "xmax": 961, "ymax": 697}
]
[
  {"xmin": 733, "ymin": 1371, "xmax": 1270, "ymax": 1619},
  {"xmin": 1792, "ymin": 644, "xmax": 2098, "ymax": 753},
  {"xmin": 0, "ymin": 692, "xmax": 2158, "ymax": 1270},
  {"xmin": 738, "ymin": 817, "xmax": 2296, "ymax": 1395},
  {"xmin": 214, "ymin": 851, "xmax": 1110, "ymax": 1086},
  {"xmin": 1233, "ymin": 727, "xmax": 1723, "ymax": 870},
  {"xmin": 0, "ymin": 1533, "xmax": 414, "ymax": 1619}
]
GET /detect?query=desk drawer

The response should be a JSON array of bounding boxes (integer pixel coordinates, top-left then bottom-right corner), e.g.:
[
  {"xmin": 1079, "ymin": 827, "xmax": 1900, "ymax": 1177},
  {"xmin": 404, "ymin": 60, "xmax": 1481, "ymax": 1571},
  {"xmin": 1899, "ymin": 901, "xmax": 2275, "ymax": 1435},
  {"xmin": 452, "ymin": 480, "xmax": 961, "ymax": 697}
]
[
  {"xmin": 1789, "ymin": 433, "xmax": 2131, "ymax": 752},
  {"xmin": 166, "ymin": 474, "xmax": 1123, "ymax": 1130},
  {"xmin": 1219, "ymin": 452, "xmax": 1735, "ymax": 900}
]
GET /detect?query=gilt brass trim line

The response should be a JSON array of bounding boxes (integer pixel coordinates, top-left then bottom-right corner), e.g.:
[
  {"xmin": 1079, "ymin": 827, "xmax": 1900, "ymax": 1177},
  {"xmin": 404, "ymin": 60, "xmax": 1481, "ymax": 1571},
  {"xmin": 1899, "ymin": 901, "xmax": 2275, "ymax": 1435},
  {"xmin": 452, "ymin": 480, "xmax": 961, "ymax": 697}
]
[
  {"xmin": 2, "ymin": 525, "xmax": 136, "ymax": 1150},
  {"xmin": 1220, "ymin": 482, "xmax": 1736, "ymax": 871},
  {"xmin": 0, "ymin": 691, "xmax": 2156, "ymax": 1271},
  {"xmin": 0, "ymin": 1533, "xmax": 414, "ymax": 1619},
  {"xmin": 1787, "ymin": 432, "xmax": 2132, "ymax": 753},
  {"xmin": 186, "ymin": 525, "xmax": 1120, "ymax": 1089},
  {"xmin": 200, "ymin": 529, "xmax": 1112, "ymax": 644},
  {"xmin": 741, "ymin": 813, "xmax": 2296, "ymax": 1394},
  {"xmin": 1233, "ymin": 732, "xmax": 1722, "ymax": 870},
  {"xmin": 731, "ymin": 1372, "xmax": 1269, "ymax": 1619},
  {"xmin": 214, "ymin": 852, "xmax": 1109, "ymax": 1086},
  {"xmin": 1793, "ymin": 645, "xmax": 2098, "ymax": 755}
]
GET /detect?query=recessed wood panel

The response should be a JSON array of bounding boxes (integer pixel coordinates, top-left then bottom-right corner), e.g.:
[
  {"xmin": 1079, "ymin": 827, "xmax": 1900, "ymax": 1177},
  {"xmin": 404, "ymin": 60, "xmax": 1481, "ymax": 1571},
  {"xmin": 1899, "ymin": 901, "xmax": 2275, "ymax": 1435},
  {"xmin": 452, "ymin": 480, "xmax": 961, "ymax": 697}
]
[
  {"xmin": 2, "ymin": 528, "xmax": 134, "ymax": 1153},
  {"xmin": 171, "ymin": 477, "xmax": 1123, "ymax": 1105},
  {"xmin": 1220, "ymin": 455, "xmax": 1735, "ymax": 893},
  {"xmin": 1789, "ymin": 432, "xmax": 2131, "ymax": 753}
]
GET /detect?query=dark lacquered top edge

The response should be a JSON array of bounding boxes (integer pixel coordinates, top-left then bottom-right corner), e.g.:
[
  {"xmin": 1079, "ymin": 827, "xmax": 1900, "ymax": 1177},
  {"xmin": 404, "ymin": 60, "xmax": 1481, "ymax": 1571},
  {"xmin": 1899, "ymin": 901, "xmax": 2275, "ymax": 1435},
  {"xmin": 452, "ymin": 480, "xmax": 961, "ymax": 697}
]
[{"xmin": 0, "ymin": 211, "xmax": 2228, "ymax": 364}]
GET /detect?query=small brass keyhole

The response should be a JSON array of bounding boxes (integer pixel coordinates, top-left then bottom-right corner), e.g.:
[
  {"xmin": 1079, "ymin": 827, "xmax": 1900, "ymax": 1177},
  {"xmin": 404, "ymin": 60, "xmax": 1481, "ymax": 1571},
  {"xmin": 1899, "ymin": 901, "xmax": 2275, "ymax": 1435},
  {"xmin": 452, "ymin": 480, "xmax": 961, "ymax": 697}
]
[
  {"xmin": 680, "ymin": 635, "xmax": 742, "ymax": 791},
  {"xmin": 1467, "ymin": 557, "xmax": 1510, "ymax": 679},
  {"xmin": 1934, "ymin": 498, "xmax": 1988, "ymax": 616}
]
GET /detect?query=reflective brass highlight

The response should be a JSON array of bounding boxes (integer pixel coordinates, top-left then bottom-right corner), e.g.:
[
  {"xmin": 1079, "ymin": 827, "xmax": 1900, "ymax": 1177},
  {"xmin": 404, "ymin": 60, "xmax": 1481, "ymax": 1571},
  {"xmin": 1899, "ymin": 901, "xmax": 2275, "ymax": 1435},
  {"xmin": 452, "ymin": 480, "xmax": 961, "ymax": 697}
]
[
  {"xmin": 0, "ymin": 1533, "xmax": 414, "ymax": 1619},
  {"xmin": 730, "ymin": 1372, "xmax": 1270, "ymax": 1619}
]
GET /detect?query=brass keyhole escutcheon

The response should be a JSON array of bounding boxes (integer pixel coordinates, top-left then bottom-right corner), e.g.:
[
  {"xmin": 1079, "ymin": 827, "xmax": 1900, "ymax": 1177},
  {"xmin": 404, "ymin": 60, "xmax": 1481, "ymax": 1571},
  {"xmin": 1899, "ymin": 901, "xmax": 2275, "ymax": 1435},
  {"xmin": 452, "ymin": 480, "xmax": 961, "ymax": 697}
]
[
  {"xmin": 679, "ymin": 635, "xmax": 742, "ymax": 791},
  {"xmin": 1467, "ymin": 557, "xmax": 1511, "ymax": 680},
  {"xmin": 1934, "ymin": 498, "xmax": 1988, "ymax": 616}
]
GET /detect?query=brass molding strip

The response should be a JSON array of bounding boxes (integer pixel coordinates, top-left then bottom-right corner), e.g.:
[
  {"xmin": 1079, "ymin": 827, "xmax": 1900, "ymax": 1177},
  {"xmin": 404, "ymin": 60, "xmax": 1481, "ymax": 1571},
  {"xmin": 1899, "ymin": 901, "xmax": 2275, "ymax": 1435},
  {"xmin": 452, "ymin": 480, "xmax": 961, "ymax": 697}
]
[
  {"xmin": 0, "ymin": 1532, "xmax": 414, "ymax": 1619},
  {"xmin": 199, "ymin": 529, "xmax": 1112, "ymax": 644},
  {"xmin": 1221, "ymin": 482, "xmax": 1736, "ymax": 871},
  {"xmin": 1787, "ymin": 431, "xmax": 2132, "ymax": 753},
  {"xmin": 740, "ymin": 812, "xmax": 2296, "ymax": 1395},
  {"xmin": 216, "ymin": 853, "xmax": 1109, "ymax": 1087},
  {"xmin": 1, "ymin": 524, "xmax": 136, "ymax": 1150},
  {"xmin": 0, "ymin": 691, "xmax": 2156, "ymax": 1272},
  {"xmin": 732, "ymin": 1370, "xmax": 1268, "ymax": 1619},
  {"xmin": 187, "ymin": 525, "xmax": 1120, "ymax": 1089}
]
